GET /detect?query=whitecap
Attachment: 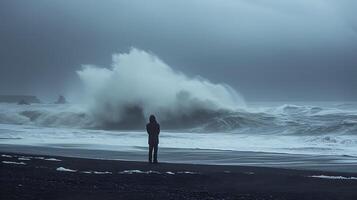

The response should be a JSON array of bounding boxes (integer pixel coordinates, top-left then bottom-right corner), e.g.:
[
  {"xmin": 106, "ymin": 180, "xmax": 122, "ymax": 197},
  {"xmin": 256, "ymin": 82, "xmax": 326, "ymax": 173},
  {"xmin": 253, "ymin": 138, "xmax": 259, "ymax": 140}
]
[
  {"xmin": 56, "ymin": 167, "xmax": 77, "ymax": 172},
  {"xmin": 18, "ymin": 157, "xmax": 31, "ymax": 161},
  {"xmin": 309, "ymin": 175, "xmax": 357, "ymax": 180},
  {"xmin": 2, "ymin": 161, "xmax": 26, "ymax": 165},
  {"xmin": 176, "ymin": 171, "xmax": 199, "ymax": 174},
  {"xmin": 44, "ymin": 158, "xmax": 62, "ymax": 162},
  {"xmin": 93, "ymin": 171, "xmax": 112, "ymax": 175},
  {"xmin": 119, "ymin": 170, "xmax": 160, "ymax": 174}
]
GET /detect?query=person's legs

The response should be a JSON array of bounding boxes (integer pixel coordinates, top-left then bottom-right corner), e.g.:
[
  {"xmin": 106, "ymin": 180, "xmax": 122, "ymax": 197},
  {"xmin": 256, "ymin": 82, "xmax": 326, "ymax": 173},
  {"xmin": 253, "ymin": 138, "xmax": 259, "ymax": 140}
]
[
  {"xmin": 148, "ymin": 145, "xmax": 153, "ymax": 163},
  {"xmin": 153, "ymin": 144, "xmax": 158, "ymax": 163}
]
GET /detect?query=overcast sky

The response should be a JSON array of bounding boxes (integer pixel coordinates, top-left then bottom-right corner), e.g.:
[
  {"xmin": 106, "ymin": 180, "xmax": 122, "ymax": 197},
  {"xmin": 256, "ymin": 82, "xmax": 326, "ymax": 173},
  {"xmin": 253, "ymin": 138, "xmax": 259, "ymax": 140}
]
[{"xmin": 0, "ymin": 0, "xmax": 356, "ymax": 101}]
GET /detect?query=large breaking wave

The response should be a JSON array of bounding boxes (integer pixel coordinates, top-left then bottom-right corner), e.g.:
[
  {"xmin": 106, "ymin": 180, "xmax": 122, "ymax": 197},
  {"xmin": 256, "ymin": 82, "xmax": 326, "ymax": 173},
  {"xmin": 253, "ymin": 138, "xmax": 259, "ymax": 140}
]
[{"xmin": 76, "ymin": 48, "xmax": 245, "ymax": 129}]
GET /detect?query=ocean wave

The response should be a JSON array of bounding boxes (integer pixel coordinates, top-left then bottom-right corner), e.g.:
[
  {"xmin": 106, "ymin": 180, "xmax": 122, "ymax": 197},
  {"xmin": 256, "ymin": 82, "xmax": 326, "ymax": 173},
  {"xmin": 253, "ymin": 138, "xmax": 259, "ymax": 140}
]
[
  {"xmin": 274, "ymin": 104, "xmax": 323, "ymax": 115},
  {"xmin": 76, "ymin": 48, "xmax": 245, "ymax": 130},
  {"xmin": 308, "ymin": 136, "xmax": 357, "ymax": 145},
  {"xmin": 0, "ymin": 104, "xmax": 95, "ymax": 129},
  {"xmin": 1, "ymin": 103, "xmax": 357, "ymax": 135}
]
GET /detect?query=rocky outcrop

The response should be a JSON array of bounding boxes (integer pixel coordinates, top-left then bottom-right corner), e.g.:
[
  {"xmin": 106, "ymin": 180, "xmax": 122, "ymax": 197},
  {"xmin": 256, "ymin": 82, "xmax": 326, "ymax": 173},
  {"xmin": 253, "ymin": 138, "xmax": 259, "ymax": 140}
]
[{"xmin": 55, "ymin": 95, "xmax": 67, "ymax": 104}]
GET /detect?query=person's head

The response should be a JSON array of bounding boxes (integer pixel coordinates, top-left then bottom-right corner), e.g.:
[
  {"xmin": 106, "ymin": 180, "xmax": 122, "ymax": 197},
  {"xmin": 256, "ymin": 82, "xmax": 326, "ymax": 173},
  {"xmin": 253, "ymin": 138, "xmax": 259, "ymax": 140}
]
[{"xmin": 149, "ymin": 115, "xmax": 157, "ymax": 123}]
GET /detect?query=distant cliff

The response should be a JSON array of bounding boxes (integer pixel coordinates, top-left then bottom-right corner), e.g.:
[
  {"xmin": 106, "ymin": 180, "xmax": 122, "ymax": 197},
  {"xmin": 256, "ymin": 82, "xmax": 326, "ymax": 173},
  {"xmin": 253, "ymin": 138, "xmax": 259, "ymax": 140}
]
[{"xmin": 0, "ymin": 95, "xmax": 41, "ymax": 103}]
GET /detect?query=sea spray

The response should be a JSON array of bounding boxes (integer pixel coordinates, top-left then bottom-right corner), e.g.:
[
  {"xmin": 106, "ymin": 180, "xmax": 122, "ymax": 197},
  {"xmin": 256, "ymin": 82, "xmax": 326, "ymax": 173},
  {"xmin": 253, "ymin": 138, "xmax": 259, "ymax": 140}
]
[{"xmin": 77, "ymin": 48, "xmax": 245, "ymax": 129}]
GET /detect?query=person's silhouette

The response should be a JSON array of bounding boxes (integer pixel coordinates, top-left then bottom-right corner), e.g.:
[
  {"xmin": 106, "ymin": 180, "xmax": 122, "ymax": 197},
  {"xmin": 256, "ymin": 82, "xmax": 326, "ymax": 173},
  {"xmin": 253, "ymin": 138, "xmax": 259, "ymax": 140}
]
[{"xmin": 146, "ymin": 115, "xmax": 160, "ymax": 164}]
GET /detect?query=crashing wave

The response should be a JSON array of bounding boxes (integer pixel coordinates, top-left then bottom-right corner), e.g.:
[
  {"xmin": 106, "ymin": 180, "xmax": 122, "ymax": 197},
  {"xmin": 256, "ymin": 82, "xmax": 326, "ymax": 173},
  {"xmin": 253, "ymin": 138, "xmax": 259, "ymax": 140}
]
[
  {"xmin": 1, "ymin": 102, "xmax": 357, "ymax": 135},
  {"xmin": 75, "ymin": 48, "xmax": 245, "ymax": 130}
]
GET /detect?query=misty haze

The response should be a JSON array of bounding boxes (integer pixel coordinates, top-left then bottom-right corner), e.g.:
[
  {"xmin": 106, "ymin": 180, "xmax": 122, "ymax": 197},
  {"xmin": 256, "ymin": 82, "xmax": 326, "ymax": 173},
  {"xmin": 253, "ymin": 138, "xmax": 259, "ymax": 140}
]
[{"xmin": 1, "ymin": 1, "xmax": 357, "ymax": 200}]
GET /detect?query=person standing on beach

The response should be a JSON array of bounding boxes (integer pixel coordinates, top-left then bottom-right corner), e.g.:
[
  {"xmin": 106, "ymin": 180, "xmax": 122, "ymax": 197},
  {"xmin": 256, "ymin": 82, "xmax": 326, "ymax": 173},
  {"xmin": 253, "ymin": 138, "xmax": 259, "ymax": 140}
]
[{"xmin": 146, "ymin": 115, "xmax": 160, "ymax": 164}]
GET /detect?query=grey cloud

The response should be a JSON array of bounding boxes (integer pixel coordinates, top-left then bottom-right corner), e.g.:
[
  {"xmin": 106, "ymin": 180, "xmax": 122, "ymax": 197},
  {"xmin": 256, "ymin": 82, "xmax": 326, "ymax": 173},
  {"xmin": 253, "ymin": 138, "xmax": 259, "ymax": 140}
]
[{"xmin": 0, "ymin": 0, "xmax": 356, "ymax": 101}]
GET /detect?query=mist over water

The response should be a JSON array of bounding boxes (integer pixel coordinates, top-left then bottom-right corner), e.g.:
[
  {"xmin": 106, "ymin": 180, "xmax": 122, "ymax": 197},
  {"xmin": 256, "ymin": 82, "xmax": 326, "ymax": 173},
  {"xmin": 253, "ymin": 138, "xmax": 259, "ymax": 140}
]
[{"xmin": 77, "ymin": 48, "xmax": 245, "ymax": 129}]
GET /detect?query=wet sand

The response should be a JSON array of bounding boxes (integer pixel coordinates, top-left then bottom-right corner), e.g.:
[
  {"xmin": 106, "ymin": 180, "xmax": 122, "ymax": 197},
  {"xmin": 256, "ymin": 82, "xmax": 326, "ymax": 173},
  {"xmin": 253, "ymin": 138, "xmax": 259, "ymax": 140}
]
[
  {"xmin": 1, "ymin": 152, "xmax": 357, "ymax": 200},
  {"xmin": 1, "ymin": 144, "xmax": 357, "ymax": 173}
]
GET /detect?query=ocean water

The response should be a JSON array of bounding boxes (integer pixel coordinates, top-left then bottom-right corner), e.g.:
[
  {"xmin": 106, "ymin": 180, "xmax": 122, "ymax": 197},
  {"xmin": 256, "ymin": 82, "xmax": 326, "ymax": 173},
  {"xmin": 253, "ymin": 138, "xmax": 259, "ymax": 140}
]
[{"xmin": 0, "ymin": 102, "xmax": 357, "ymax": 158}]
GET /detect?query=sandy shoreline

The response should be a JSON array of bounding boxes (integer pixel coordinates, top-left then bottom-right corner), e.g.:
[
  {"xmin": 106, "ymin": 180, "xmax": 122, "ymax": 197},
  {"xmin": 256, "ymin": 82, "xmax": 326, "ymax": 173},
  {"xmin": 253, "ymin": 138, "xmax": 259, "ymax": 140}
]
[
  {"xmin": 1, "ymin": 144, "xmax": 357, "ymax": 173},
  {"xmin": 1, "ymin": 152, "xmax": 357, "ymax": 200}
]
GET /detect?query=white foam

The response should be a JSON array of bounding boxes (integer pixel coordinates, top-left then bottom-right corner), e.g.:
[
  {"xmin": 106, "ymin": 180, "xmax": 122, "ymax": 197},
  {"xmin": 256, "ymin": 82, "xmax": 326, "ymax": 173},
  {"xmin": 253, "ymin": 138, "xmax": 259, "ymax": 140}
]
[
  {"xmin": 309, "ymin": 175, "xmax": 357, "ymax": 180},
  {"xmin": 44, "ymin": 158, "xmax": 62, "ymax": 162},
  {"xmin": 81, "ymin": 171, "xmax": 112, "ymax": 174},
  {"xmin": 56, "ymin": 167, "xmax": 77, "ymax": 172},
  {"xmin": 18, "ymin": 157, "xmax": 31, "ymax": 161},
  {"xmin": 1, "ymin": 154, "xmax": 12, "ymax": 158},
  {"xmin": 119, "ymin": 170, "xmax": 143, "ymax": 174},
  {"xmin": 176, "ymin": 171, "xmax": 199, "ymax": 174},
  {"xmin": 93, "ymin": 171, "xmax": 112, "ymax": 174},
  {"xmin": 118, "ymin": 170, "xmax": 199, "ymax": 175},
  {"xmin": 119, "ymin": 170, "xmax": 160, "ymax": 174},
  {"xmin": 2, "ymin": 161, "xmax": 26, "ymax": 165}
]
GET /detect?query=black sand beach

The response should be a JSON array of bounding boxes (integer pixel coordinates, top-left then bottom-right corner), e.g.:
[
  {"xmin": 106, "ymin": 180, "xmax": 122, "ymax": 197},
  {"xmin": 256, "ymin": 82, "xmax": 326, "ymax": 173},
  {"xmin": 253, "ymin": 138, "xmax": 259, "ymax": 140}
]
[{"xmin": 1, "ymin": 152, "xmax": 357, "ymax": 200}]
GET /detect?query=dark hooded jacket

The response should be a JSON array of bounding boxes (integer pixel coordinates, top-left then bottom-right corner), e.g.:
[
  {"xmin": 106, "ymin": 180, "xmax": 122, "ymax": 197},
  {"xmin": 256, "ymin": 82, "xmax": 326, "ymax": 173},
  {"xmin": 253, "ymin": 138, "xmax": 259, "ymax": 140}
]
[{"xmin": 146, "ymin": 115, "xmax": 160, "ymax": 145}]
